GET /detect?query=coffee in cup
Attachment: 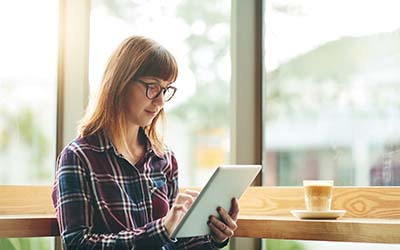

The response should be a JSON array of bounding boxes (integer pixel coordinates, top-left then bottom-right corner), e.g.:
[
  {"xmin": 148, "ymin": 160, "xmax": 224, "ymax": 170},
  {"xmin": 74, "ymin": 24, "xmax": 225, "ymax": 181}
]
[{"xmin": 303, "ymin": 180, "xmax": 333, "ymax": 211}]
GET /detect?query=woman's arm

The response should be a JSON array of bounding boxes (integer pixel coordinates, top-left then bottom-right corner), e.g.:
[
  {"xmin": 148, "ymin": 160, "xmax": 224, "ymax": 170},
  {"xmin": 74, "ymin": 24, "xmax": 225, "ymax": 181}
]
[{"xmin": 52, "ymin": 146, "xmax": 174, "ymax": 250}]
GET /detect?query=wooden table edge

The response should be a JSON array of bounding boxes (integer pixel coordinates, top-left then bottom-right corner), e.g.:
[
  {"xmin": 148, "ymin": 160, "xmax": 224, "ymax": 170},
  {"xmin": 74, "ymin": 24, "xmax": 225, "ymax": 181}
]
[
  {"xmin": 236, "ymin": 215, "xmax": 400, "ymax": 243},
  {"xmin": 1, "ymin": 214, "xmax": 400, "ymax": 243}
]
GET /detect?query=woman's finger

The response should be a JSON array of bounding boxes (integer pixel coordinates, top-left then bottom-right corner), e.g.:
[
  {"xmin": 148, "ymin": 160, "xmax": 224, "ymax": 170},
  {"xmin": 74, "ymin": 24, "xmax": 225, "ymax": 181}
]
[
  {"xmin": 184, "ymin": 189, "xmax": 200, "ymax": 199},
  {"xmin": 229, "ymin": 198, "xmax": 240, "ymax": 221},
  {"xmin": 175, "ymin": 193, "xmax": 195, "ymax": 209},
  {"xmin": 164, "ymin": 201, "xmax": 190, "ymax": 235},
  {"xmin": 208, "ymin": 216, "xmax": 234, "ymax": 237},
  {"xmin": 217, "ymin": 207, "xmax": 238, "ymax": 230},
  {"xmin": 207, "ymin": 221, "xmax": 226, "ymax": 241},
  {"xmin": 172, "ymin": 204, "xmax": 188, "ymax": 213},
  {"xmin": 207, "ymin": 219, "xmax": 233, "ymax": 242}
]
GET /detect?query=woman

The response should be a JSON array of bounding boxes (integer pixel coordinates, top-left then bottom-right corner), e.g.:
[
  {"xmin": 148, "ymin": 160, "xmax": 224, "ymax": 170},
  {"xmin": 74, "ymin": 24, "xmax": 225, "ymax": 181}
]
[{"xmin": 52, "ymin": 36, "xmax": 239, "ymax": 250}]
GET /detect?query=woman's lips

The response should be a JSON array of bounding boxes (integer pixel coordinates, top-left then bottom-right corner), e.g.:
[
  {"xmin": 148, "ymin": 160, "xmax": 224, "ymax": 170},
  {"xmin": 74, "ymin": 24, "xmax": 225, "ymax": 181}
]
[{"xmin": 145, "ymin": 110, "xmax": 158, "ymax": 116}]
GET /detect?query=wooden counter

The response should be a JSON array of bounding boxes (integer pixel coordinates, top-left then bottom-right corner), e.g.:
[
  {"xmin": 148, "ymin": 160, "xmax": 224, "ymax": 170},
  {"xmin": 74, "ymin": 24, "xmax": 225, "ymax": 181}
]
[
  {"xmin": 1, "ymin": 186, "xmax": 400, "ymax": 243},
  {"xmin": 0, "ymin": 214, "xmax": 59, "ymax": 238},
  {"xmin": 1, "ymin": 214, "xmax": 399, "ymax": 243},
  {"xmin": 236, "ymin": 186, "xmax": 400, "ymax": 243},
  {"xmin": 236, "ymin": 215, "xmax": 400, "ymax": 243}
]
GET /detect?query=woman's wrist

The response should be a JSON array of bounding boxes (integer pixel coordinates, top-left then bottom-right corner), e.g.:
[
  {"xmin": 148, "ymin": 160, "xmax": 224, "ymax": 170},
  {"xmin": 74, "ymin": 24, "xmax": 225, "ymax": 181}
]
[{"xmin": 162, "ymin": 217, "xmax": 173, "ymax": 238}]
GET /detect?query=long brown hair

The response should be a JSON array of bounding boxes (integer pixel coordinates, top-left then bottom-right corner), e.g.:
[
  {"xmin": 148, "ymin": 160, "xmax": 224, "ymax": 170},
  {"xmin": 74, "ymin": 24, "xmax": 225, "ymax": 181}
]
[{"xmin": 78, "ymin": 36, "xmax": 178, "ymax": 155}]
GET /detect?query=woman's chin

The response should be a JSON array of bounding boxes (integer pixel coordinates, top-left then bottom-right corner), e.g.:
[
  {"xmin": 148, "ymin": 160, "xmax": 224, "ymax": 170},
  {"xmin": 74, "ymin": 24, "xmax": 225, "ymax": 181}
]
[
  {"xmin": 127, "ymin": 118, "xmax": 153, "ymax": 127},
  {"xmin": 141, "ymin": 118, "xmax": 154, "ymax": 127}
]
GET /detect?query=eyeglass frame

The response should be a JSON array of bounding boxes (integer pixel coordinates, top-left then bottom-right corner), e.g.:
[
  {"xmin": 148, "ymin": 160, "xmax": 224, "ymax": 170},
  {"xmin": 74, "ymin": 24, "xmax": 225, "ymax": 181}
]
[{"xmin": 133, "ymin": 79, "xmax": 177, "ymax": 102}]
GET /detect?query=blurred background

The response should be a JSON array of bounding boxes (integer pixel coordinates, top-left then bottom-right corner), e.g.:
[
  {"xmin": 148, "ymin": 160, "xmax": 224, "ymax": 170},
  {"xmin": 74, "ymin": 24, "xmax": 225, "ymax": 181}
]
[
  {"xmin": 263, "ymin": 0, "xmax": 400, "ymax": 189},
  {"xmin": 0, "ymin": 0, "xmax": 399, "ymax": 249}
]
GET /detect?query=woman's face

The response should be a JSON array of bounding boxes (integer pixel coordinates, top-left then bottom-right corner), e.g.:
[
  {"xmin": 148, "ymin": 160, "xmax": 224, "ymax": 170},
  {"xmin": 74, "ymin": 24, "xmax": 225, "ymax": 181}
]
[{"xmin": 125, "ymin": 76, "xmax": 172, "ymax": 127}]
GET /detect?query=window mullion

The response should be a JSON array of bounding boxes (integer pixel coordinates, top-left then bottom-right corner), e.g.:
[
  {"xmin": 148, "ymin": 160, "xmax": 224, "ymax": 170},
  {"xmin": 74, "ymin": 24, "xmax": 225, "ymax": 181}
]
[{"xmin": 56, "ymin": 0, "xmax": 91, "ymax": 154}]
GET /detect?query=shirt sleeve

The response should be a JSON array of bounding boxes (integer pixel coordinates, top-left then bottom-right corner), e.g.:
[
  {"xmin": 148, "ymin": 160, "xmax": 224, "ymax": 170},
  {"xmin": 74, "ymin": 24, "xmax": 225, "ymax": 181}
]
[
  {"xmin": 165, "ymin": 151, "xmax": 229, "ymax": 250},
  {"xmin": 52, "ymin": 145, "xmax": 175, "ymax": 250},
  {"xmin": 166, "ymin": 150, "xmax": 179, "ymax": 208}
]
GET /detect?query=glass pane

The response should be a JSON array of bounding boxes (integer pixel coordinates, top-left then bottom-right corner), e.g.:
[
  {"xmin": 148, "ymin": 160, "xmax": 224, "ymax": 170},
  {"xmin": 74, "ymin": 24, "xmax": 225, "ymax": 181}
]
[
  {"xmin": 89, "ymin": 0, "xmax": 231, "ymax": 186},
  {"xmin": 0, "ymin": 1, "xmax": 57, "ymax": 249},
  {"xmin": 0, "ymin": 2, "xmax": 58, "ymax": 183},
  {"xmin": 263, "ymin": 0, "xmax": 400, "ymax": 187},
  {"xmin": 263, "ymin": 0, "xmax": 400, "ymax": 249}
]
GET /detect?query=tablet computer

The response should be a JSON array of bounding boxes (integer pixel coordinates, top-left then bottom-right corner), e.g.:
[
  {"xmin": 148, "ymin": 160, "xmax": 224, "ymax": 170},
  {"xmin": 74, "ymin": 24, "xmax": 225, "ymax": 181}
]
[{"xmin": 170, "ymin": 165, "xmax": 261, "ymax": 238}]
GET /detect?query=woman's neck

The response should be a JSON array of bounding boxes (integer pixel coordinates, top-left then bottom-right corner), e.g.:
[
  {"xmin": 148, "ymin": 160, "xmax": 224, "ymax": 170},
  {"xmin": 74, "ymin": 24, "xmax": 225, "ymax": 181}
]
[
  {"xmin": 125, "ymin": 125, "xmax": 140, "ymax": 148},
  {"xmin": 113, "ymin": 125, "xmax": 145, "ymax": 165}
]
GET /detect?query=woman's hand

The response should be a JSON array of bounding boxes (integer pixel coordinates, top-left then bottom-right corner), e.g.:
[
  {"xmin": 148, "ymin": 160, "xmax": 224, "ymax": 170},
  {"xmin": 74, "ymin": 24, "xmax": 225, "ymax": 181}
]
[
  {"xmin": 164, "ymin": 189, "xmax": 199, "ymax": 236},
  {"xmin": 207, "ymin": 198, "xmax": 239, "ymax": 243}
]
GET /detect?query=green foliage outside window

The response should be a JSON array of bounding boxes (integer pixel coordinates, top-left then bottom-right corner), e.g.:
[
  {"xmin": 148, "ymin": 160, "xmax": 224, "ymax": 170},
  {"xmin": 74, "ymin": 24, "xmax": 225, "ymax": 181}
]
[
  {"xmin": 264, "ymin": 239, "xmax": 306, "ymax": 250},
  {"xmin": 0, "ymin": 238, "xmax": 52, "ymax": 250}
]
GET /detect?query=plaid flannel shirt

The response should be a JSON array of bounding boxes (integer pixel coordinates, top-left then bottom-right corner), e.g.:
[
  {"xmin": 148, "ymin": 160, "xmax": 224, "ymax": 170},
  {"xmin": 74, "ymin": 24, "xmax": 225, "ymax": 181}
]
[{"xmin": 52, "ymin": 129, "xmax": 227, "ymax": 250}]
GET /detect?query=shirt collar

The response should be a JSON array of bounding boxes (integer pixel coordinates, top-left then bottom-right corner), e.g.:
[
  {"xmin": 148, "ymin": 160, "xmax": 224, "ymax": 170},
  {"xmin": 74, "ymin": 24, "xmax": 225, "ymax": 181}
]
[{"xmin": 86, "ymin": 128, "xmax": 162, "ymax": 159}]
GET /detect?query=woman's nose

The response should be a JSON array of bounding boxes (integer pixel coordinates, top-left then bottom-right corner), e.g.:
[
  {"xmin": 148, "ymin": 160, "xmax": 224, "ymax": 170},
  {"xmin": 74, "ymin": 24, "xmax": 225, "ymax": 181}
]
[{"xmin": 152, "ymin": 91, "xmax": 165, "ymax": 106}]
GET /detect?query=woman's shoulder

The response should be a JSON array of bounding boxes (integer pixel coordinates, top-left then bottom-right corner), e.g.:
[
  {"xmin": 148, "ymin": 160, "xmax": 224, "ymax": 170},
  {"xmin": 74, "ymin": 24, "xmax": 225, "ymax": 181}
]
[
  {"xmin": 156, "ymin": 144, "xmax": 175, "ymax": 159},
  {"xmin": 163, "ymin": 144, "xmax": 173, "ymax": 154},
  {"xmin": 60, "ymin": 130, "xmax": 112, "ymax": 158},
  {"xmin": 58, "ymin": 136, "xmax": 89, "ymax": 163}
]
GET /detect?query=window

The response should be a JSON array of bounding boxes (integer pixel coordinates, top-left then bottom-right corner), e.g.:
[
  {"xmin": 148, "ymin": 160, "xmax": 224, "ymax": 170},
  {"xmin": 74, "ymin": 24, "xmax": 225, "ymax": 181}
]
[
  {"xmin": 0, "ymin": 1, "xmax": 58, "ymax": 250},
  {"xmin": 0, "ymin": 2, "xmax": 58, "ymax": 184},
  {"xmin": 263, "ymin": 0, "xmax": 400, "ymax": 249},
  {"xmin": 89, "ymin": 0, "xmax": 231, "ymax": 186},
  {"xmin": 263, "ymin": 0, "xmax": 400, "ymax": 187}
]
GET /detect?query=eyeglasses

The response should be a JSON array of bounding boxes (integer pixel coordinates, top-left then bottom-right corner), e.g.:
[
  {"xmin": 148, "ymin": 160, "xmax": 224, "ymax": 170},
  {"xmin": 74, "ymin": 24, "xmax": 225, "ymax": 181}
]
[{"xmin": 134, "ymin": 79, "xmax": 177, "ymax": 102}]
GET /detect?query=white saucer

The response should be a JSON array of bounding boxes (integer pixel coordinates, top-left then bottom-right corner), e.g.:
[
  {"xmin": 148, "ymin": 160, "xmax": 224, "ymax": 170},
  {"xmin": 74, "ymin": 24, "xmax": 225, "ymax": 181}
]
[{"xmin": 290, "ymin": 210, "xmax": 346, "ymax": 219}]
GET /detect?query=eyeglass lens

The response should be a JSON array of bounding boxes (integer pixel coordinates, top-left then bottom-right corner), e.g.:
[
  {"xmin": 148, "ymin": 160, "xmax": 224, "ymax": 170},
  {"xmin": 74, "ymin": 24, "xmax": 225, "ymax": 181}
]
[{"xmin": 147, "ymin": 84, "xmax": 175, "ymax": 101}]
